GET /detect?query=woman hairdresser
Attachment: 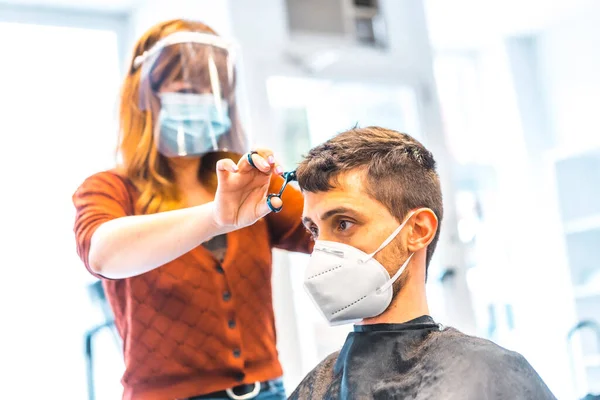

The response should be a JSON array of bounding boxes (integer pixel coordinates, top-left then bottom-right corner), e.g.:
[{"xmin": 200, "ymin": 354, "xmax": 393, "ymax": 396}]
[{"xmin": 72, "ymin": 19, "xmax": 311, "ymax": 400}]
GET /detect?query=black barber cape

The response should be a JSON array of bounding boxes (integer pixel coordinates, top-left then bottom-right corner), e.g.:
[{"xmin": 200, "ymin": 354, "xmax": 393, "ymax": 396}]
[{"xmin": 289, "ymin": 316, "xmax": 556, "ymax": 400}]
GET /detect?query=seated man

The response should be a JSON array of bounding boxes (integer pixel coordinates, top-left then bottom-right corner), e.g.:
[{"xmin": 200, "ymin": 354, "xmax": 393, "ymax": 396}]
[{"xmin": 289, "ymin": 127, "xmax": 555, "ymax": 399}]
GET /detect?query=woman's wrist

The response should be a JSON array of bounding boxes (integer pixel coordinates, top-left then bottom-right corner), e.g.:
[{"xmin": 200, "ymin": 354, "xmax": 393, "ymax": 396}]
[{"xmin": 202, "ymin": 201, "xmax": 234, "ymax": 237}]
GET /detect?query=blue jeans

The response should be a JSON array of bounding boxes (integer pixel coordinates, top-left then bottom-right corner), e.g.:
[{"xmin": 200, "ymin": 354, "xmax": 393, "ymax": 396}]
[
  {"xmin": 252, "ymin": 379, "xmax": 286, "ymax": 400},
  {"xmin": 194, "ymin": 379, "xmax": 286, "ymax": 400}
]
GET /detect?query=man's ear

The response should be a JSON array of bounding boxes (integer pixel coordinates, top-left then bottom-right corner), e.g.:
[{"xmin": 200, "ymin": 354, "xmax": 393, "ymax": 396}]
[{"xmin": 406, "ymin": 209, "xmax": 438, "ymax": 253}]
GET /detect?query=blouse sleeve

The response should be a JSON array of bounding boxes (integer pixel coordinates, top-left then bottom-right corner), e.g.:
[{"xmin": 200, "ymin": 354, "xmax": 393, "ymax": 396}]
[{"xmin": 72, "ymin": 171, "xmax": 133, "ymax": 278}]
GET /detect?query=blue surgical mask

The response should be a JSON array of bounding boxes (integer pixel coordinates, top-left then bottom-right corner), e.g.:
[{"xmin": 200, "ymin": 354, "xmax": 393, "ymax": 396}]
[{"xmin": 156, "ymin": 92, "xmax": 231, "ymax": 157}]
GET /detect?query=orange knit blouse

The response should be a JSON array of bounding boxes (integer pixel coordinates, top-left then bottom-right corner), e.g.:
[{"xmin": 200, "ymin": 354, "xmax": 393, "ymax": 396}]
[{"xmin": 72, "ymin": 170, "xmax": 312, "ymax": 400}]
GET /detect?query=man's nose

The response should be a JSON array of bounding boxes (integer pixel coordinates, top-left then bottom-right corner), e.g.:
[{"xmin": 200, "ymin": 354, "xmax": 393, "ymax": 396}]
[{"xmin": 316, "ymin": 232, "xmax": 336, "ymax": 242}]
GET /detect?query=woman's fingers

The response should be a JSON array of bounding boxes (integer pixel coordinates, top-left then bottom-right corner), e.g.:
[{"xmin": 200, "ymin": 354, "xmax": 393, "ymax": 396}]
[
  {"xmin": 239, "ymin": 151, "xmax": 270, "ymax": 173},
  {"xmin": 255, "ymin": 195, "xmax": 284, "ymax": 218},
  {"xmin": 240, "ymin": 148, "xmax": 284, "ymax": 175},
  {"xmin": 251, "ymin": 153, "xmax": 271, "ymax": 172},
  {"xmin": 261, "ymin": 155, "xmax": 284, "ymax": 175},
  {"xmin": 216, "ymin": 159, "xmax": 239, "ymax": 178},
  {"xmin": 256, "ymin": 148, "xmax": 285, "ymax": 175},
  {"xmin": 272, "ymin": 162, "xmax": 284, "ymax": 175},
  {"xmin": 268, "ymin": 196, "xmax": 283, "ymax": 210}
]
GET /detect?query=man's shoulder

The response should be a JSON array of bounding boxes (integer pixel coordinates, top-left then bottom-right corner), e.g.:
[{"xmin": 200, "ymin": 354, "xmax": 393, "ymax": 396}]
[
  {"xmin": 436, "ymin": 327, "xmax": 528, "ymax": 367},
  {"xmin": 288, "ymin": 351, "xmax": 340, "ymax": 400},
  {"xmin": 432, "ymin": 328, "xmax": 556, "ymax": 398}
]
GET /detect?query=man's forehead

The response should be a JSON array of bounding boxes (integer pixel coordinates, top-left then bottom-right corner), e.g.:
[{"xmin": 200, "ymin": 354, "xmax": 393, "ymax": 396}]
[
  {"xmin": 302, "ymin": 170, "xmax": 369, "ymax": 220},
  {"xmin": 335, "ymin": 170, "xmax": 367, "ymax": 193}
]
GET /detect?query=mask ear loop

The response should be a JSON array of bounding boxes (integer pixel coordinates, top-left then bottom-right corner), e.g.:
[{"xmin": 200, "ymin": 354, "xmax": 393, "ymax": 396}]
[
  {"xmin": 376, "ymin": 253, "xmax": 414, "ymax": 294},
  {"xmin": 361, "ymin": 210, "xmax": 417, "ymax": 263},
  {"xmin": 358, "ymin": 210, "xmax": 418, "ymax": 295},
  {"xmin": 267, "ymin": 170, "xmax": 297, "ymax": 213}
]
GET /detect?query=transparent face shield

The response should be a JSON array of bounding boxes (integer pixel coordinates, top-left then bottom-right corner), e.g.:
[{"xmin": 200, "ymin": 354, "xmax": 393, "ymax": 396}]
[{"xmin": 134, "ymin": 32, "xmax": 249, "ymax": 157}]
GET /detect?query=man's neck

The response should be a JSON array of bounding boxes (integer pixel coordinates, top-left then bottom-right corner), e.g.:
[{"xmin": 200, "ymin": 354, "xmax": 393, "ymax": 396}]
[{"xmin": 358, "ymin": 279, "xmax": 430, "ymax": 325}]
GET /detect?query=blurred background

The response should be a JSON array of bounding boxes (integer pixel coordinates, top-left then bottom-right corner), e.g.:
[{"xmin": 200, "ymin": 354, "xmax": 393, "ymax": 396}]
[{"xmin": 0, "ymin": 0, "xmax": 599, "ymax": 399}]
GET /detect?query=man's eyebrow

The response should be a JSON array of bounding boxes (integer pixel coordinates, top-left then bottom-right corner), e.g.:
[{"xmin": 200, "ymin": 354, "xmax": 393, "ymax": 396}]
[
  {"xmin": 320, "ymin": 207, "xmax": 357, "ymax": 221},
  {"xmin": 302, "ymin": 207, "xmax": 359, "ymax": 227}
]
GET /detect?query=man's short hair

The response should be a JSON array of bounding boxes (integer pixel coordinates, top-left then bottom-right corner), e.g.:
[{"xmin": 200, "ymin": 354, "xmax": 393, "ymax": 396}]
[{"xmin": 296, "ymin": 126, "xmax": 443, "ymax": 271}]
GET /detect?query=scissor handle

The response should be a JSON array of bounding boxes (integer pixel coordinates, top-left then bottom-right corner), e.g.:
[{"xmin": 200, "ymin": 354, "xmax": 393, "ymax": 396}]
[{"xmin": 246, "ymin": 151, "xmax": 259, "ymax": 169}]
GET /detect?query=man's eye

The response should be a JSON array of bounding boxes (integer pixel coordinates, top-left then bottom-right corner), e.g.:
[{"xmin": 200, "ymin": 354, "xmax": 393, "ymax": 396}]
[
  {"xmin": 337, "ymin": 220, "xmax": 354, "ymax": 232},
  {"xmin": 307, "ymin": 226, "xmax": 319, "ymax": 238}
]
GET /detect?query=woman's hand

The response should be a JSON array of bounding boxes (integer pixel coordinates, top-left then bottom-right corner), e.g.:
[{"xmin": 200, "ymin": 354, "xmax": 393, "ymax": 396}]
[{"xmin": 213, "ymin": 149, "xmax": 284, "ymax": 229}]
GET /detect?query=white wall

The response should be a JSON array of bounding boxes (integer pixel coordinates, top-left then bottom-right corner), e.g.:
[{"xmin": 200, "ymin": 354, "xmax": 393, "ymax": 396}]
[
  {"xmin": 501, "ymin": 37, "xmax": 578, "ymax": 398},
  {"xmin": 537, "ymin": 1, "xmax": 600, "ymax": 152},
  {"xmin": 430, "ymin": 17, "xmax": 598, "ymax": 394},
  {"xmin": 124, "ymin": 0, "xmax": 234, "ymax": 67},
  {"xmin": 536, "ymin": 6, "xmax": 600, "ymax": 396}
]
